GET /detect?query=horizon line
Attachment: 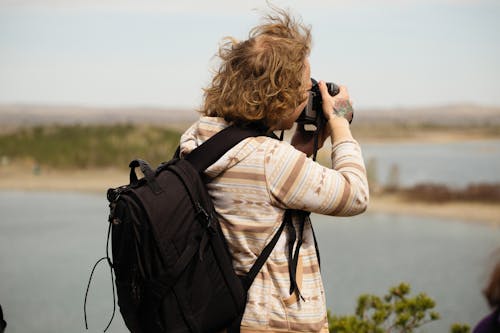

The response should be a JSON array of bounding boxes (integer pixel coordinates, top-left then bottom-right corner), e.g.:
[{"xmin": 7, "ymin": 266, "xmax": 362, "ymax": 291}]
[{"xmin": 1, "ymin": 102, "xmax": 499, "ymax": 111}]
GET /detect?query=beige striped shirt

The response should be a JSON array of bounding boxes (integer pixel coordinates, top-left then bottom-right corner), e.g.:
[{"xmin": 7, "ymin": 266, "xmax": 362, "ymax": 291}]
[{"xmin": 180, "ymin": 117, "xmax": 369, "ymax": 332}]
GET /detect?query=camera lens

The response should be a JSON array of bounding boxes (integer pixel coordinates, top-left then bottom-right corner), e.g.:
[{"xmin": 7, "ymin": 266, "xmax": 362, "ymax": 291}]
[{"xmin": 326, "ymin": 82, "xmax": 340, "ymax": 97}]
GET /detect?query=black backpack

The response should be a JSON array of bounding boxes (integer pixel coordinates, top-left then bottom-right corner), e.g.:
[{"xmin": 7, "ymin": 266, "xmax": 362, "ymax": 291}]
[{"xmin": 84, "ymin": 125, "xmax": 294, "ymax": 333}]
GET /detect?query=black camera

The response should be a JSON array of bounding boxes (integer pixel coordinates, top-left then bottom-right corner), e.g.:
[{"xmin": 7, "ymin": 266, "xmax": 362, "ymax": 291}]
[{"xmin": 296, "ymin": 78, "xmax": 349, "ymax": 126}]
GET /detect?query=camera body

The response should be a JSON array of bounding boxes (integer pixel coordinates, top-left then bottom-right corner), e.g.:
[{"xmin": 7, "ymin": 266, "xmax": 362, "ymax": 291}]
[{"xmin": 296, "ymin": 78, "xmax": 340, "ymax": 125}]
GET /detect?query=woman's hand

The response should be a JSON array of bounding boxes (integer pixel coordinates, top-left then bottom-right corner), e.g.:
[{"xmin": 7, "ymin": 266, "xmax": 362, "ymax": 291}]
[
  {"xmin": 292, "ymin": 81, "xmax": 355, "ymax": 155},
  {"xmin": 318, "ymin": 81, "xmax": 355, "ymax": 143},
  {"xmin": 318, "ymin": 81, "xmax": 354, "ymax": 123},
  {"xmin": 291, "ymin": 123, "xmax": 331, "ymax": 157}
]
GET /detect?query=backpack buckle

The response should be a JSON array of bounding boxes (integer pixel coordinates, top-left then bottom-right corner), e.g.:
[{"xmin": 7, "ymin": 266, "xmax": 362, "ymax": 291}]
[{"xmin": 195, "ymin": 202, "xmax": 213, "ymax": 229}]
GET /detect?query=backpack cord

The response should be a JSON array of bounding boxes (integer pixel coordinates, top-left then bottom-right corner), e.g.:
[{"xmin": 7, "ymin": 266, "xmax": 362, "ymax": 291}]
[{"xmin": 84, "ymin": 221, "xmax": 116, "ymax": 332}]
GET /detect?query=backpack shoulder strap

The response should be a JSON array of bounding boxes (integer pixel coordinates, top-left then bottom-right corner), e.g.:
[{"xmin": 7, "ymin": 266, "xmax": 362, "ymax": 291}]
[
  {"xmin": 184, "ymin": 125, "xmax": 269, "ymax": 173},
  {"xmin": 240, "ymin": 210, "xmax": 291, "ymax": 290},
  {"xmin": 183, "ymin": 124, "xmax": 291, "ymax": 287}
]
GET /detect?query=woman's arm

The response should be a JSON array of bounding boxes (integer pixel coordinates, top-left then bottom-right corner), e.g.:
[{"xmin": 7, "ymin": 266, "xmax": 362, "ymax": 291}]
[
  {"xmin": 265, "ymin": 139, "xmax": 369, "ymax": 216},
  {"xmin": 273, "ymin": 82, "xmax": 368, "ymax": 216}
]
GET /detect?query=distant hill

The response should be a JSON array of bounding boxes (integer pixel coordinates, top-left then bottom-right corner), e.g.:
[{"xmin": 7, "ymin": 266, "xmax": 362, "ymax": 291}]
[
  {"xmin": 0, "ymin": 104, "xmax": 199, "ymax": 128},
  {"xmin": 354, "ymin": 104, "xmax": 500, "ymax": 125},
  {"xmin": 1, "ymin": 103, "xmax": 499, "ymax": 128}
]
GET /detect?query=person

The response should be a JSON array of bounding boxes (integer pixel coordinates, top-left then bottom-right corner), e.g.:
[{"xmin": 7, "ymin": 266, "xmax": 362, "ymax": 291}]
[
  {"xmin": 473, "ymin": 259, "xmax": 500, "ymax": 332},
  {"xmin": 0, "ymin": 304, "xmax": 6, "ymax": 333},
  {"xmin": 179, "ymin": 7, "xmax": 369, "ymax": 333}
]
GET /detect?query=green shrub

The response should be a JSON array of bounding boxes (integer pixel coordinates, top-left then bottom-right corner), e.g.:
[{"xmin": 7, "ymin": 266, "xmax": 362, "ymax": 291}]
[{"xmin": 328, "ymin": 283, "xmax": 470, "ymax": 333}]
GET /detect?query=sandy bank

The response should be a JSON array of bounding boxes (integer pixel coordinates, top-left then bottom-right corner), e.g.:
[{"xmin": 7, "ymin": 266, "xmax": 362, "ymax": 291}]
[{"xmin": 0, "ymin": 166, "xmax": 127, "ymax": 194}]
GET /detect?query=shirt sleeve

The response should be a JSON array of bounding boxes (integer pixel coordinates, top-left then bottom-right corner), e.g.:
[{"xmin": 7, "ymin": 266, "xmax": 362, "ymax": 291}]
[{"xmin": 264, "ymin": 139, "xmax": 369, "ymax": 216}]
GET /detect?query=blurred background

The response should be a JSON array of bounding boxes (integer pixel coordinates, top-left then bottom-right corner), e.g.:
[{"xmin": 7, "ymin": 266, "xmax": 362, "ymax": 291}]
[{"xmin": 0, "ymin": 0, "xmax": 499, "ymax": 332}]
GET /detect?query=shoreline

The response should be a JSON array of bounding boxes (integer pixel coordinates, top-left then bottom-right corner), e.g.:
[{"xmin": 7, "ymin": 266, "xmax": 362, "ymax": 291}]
[
  {"xmin": 367, "ymin": 193, "xmax": 500, "ymax": 227},
  {"xmin": 1, "ymin": 166, "xmax": 499, "ymax": 227}
]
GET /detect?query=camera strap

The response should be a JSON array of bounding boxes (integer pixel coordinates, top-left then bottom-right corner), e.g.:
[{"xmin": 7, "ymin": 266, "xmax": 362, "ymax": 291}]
[{"xmin": 311, "ymin": 115, "xmax": 326, "ymax": 161}]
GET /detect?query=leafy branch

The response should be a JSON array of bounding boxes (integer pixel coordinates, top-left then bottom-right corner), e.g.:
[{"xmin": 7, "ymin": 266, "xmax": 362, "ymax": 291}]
[{"xmin": 328, "ymin": 283, "xmax": 470, "ymax": 333}]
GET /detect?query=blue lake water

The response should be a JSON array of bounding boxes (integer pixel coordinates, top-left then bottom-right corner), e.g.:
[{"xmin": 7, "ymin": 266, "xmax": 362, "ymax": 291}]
[
  {"xmin": 362, "ymin": 139, "xmax": 500, "ymax": 187},
  {"xmin": 1, "ymin": 191, "xmax": 499, "ymax": 333}
]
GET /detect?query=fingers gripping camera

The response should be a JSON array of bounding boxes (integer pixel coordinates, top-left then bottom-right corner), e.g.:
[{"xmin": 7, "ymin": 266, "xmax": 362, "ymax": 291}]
[{"xmin": 296, "ymin": 78, "xmax": 353, "ymax": 126}]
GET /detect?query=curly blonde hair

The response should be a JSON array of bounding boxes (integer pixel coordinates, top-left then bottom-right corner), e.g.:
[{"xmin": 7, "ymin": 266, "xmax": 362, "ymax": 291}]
[{"xmin": 200, "ymin": 8, "xmax": 311, "ymax": 131}]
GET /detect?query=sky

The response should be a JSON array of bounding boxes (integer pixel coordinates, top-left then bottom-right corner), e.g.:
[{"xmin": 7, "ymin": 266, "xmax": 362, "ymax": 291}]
[{"xmin": 0, "ymin": 0, "xmax": 499, "ymax": 110}]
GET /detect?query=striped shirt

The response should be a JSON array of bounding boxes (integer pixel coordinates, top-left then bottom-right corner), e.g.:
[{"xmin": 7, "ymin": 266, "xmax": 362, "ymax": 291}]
[{"xmin": 180, "ymin": 117, "xmax": 369, "ymax": 333}]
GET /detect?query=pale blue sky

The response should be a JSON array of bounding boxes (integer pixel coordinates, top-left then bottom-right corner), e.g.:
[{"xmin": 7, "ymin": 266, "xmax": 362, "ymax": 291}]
[{"xmin": 0, "ymin": 0, "xmax": 499, "ymax": 109}]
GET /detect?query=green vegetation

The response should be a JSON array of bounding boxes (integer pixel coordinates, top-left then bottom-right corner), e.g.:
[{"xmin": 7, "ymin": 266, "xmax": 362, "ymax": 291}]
[
  {"xmin": 328, "ymin": 283, "xmax": 471, "ymax": 333},
  {"xmin": 0, "ymin": 124, "xmax": 181, "ymax": 169}
]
